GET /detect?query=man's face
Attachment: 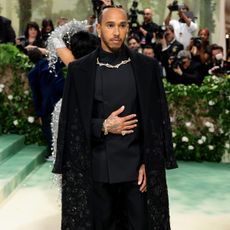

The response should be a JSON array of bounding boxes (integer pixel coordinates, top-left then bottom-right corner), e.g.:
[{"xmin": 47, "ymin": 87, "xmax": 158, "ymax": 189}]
[
  {"xmin": 143, "ymin": 9, "xmax": 152, "ymax": 23},
  {"xmin": 143, "ymin": 48, "xmax": 154, "ymax": 58},
  {"xmin": 97, "ymin": 8, "xmax": 129, "ymax": 52},
  {"xmin": 128, "ymin": 38, "xmax": 140, "ymax": 50},
  {"xmin": 181, "ymin": 57, "xmax": 191, "ymax": 69},
  {"xmin": 165, "ymin": 29, "xmax": 175, "ymax": 43}
]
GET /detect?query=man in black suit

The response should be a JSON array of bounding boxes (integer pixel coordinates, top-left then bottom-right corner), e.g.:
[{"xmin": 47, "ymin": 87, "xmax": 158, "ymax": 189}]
[
  {"xmin": 0, "ymin": 16, "xmax": 16, "ymax": 44},
  {"xmin": 155, "ymin": 25, "xmax": 184, "ymax": 68},
  {"xmin": 53, "ymin": 5, "xmax": 177, "ymax": 230},
  {"xmin": 165, "ymin": 50, "xmax": 205, "ymax": 85}
]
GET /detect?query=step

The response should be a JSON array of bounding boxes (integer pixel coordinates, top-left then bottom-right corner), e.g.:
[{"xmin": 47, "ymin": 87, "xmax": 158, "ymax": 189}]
[
  {"xmin": 0, "ymin": 134, "xmax": 25, "ymax": 164},
  {"xmin": 0, "ymin": 145, "xmax": 47, "ymax": 204}
]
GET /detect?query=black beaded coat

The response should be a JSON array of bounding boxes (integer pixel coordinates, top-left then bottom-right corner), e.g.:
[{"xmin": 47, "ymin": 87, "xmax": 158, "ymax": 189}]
[{"xmin": 53, "ymin": 47, "xmax": 178, "ymax": 230}]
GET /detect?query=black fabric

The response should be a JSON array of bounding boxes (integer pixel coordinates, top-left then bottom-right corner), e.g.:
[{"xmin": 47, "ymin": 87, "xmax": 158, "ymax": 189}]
[
  {"xmin": 92, "ymin": 47, "xmax": 142, "ymax": 183},
  {"xmin": 0, "ymin": 16, "xmax": 16, "ymax": 43},
  {"xmin": 53, "ymin": 46, "xmax": 178, "ymax": 230},
  {"xmin": 139, "ymin": 21, "xmax": 159, "ymax": 48},
  {"xmin": 93, "ymin": 181, "xmax": 147, "ymax": 230},
  {"xmin": 165, "ymin": 60, "xmax": 205, "ymax": 86}
]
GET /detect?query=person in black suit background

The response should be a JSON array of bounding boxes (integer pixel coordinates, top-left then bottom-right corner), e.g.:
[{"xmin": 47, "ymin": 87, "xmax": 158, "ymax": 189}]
[
  {"xmin": 155, "ymin": 25, "xmax": 184, "ymax": 68},
  {"xmin": 27, "ymin": 48, "xmax": 64, "ymax": 160},
  {"xmin": 0, "ymin": 16, "xmax": 16, "ymax": 44},
  {"xmin": 165, "ymin": 50, "xmax": 205, "ymax": 85},
  {"xmin": 53, "ymin": 5, "xmax": 177, "ymax": 230}
]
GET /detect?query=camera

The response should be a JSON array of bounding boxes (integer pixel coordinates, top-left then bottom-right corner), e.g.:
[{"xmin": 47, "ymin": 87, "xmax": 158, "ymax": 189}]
[
  {"xmin": 191, "ymin": 36, "xmax": 202, "ymax": 49},
  {"xmin": 128, "ymin": 0, "xmax": 144, "ymax": 36},
  {"xmin": 156, "ymin": 25, "xmax": 166, "ymax": 39},
  {"xmin": 168, "ymin": 0, "xmax": 186, "ymax": 11},
  {"xmin": 170, "ymin": 56, "xmax": 182, "ymax": 69}
]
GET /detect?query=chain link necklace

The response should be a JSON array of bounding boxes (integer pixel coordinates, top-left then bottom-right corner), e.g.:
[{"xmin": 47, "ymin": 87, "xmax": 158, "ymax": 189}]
[{"xmin": 96, "ymin": 57, "xmax": 131, "ymax": 69}]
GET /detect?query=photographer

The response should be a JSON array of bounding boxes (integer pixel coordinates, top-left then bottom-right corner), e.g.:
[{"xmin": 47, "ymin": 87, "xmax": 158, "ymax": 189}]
[
  {"xmin": 188, "ymin": 28, "xmax": 211, "ymax": 75},
  {"xmin": 155, "ymin": 25, "xmax": 184, "ymax": 68},
  {"xmin": 164, "ymin": 1, "xmax": 197, "ymax": 49},
  {"xmin": 165, "ymin": 50, "xmax": 205, "ymax": 86},
  {"xmin": 208, "ymin": 44, "xmax": 230, "ymax": 76},
  {"xmin": 139, "ymin": 8, "xmax": 159, "ymax": 48}
]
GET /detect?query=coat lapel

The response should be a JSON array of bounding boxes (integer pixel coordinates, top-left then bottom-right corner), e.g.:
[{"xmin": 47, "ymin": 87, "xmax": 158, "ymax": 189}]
[
  {"xmin": 74, "ymin": 50, "xmax": 98, "ymax": 143},
  {"xmin": 128, "ymin": 49, "xmax": 152, "ymax": 135}
]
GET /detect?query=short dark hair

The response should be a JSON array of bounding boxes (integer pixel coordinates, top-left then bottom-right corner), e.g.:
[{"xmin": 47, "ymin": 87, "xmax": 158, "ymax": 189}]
[
  {"xmin": 210, "ymin": 44, "xmax": 224, "ymax": 53},
  {"xmin": 127, "ymin": 35, "xmax": 140, "ymax": 43},
  {"xmin": 70, "ymin": 31, "xmax": 99, "ymax": 59},
  {"xmin": 27, "ymin": 48, "xmax": 43, "ymax": 64},
  {"xmin": 98, "ymin": 5, "xmax": 125, "ymax": 24},
  {"xmin": 143, "ymin": 45, "xmax": 154, "ymax": 50}
]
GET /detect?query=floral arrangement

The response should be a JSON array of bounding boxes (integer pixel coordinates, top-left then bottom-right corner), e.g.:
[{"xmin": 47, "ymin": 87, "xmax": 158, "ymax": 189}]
[
  {"xmin": 0, "ymin": 44, "xmax": 229, "ymax": 161},
  {"xmin": 0, "ymin": 44, "xmax": 44, "ymax": 145},
  {"xmin": 164, "ymin": 76, "xmax": 230, "ymax": 162}
]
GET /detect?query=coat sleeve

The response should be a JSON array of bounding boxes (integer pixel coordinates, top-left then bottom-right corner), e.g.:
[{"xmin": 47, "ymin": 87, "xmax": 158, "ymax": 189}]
[
  {"xmin": 153, "ymin": 60, "xmax": 178, "ymax": 169},
  {"xmin": 52, "ymin": 62, "xmax": 75, "ymax": 174}
]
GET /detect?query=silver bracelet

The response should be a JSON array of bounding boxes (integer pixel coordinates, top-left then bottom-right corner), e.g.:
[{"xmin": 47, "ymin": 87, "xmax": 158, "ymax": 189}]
[{"xmin": 103, "ymin": 119, "xmax": 108, "ymax": 135}]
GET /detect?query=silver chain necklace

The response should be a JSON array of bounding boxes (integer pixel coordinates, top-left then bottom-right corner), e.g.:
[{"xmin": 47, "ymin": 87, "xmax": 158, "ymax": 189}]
[{"xmin": 96, "ymin": 57, "xmax": 131, "ymax": 69}]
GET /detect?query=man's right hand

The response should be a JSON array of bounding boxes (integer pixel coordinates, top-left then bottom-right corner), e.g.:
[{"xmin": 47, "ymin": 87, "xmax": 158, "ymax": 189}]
[{"xmin": 104, "ymin": 105, "xmax": 138, "ymax": 135}]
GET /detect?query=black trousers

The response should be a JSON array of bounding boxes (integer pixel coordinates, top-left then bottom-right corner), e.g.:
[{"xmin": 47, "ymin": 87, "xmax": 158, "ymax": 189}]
[{"xmin": 93, "ymin": 181, "xmax": 148, "ymax": 230}]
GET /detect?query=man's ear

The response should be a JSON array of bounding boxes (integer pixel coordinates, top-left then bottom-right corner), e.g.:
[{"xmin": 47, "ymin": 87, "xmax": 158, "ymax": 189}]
[{"xmin": 96, "ymin": 23, "xmax": 101, "ymax": 38}]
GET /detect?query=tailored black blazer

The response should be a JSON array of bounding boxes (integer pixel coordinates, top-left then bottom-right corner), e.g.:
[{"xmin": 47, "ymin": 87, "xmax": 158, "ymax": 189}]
[{"xmin": 53, "ymin": 46, "xmax": 177, "ymax": 230}]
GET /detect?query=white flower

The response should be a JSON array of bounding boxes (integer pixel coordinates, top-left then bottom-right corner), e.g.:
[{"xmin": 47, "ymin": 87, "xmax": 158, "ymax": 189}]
[
  {"xmin": 28, "ymin": 116, "xmax": 35, "ymax": 123},
  {"xmin": 201, "ymin": 136, "xmax": 206, "ymax": 142},
  {"xmin": 185, "ymin": 122, "xmax": 192, "ymax": 127},
  {"xmin": 188, "ymin": 145, "xmax": 194, "ymax": 150},
  {"xmin": 209, "ymin": 127, "xmax": 215, "ymax": 133},
  {"xmin": 198, "ymin": 139, "xmax": 203, "ymax": 144},
  {"xmin": 208, "ymin": 145, "xmax": 214, "ymax": 150},
  {"xmin": 219, "ymin": 128, "xmax": 224, "ymax": 134},
  {"xmin": 170, "ymin": 116, "xmax": 175, "ymax": 123},
  {"xmin": 204, "ymin": 121, "xmax": 214, "ymax": 128},
  {"xmin": 182, "ymin": 136, "xmax": 189, "ymax": 142},
  {"xmin": 8, "ymin": 95, "xmax": 13, "ymax": 100},
  {"xmin": 211, "ymin": 76, "xmax": 218, "ymax": 81},
  {"xmin": 24, "ymin": 90, "xmax": 29, "ymax": 95},
  {"xmin": 208, "ymin": 100, "xmax": 215, "ymax": 106},
  {"xmin": 0, "ymin": 83, "xmax": 5, "ymax": 89},
  {"xmin": 225, "ymin": 110, "xmax": 229, "ymax": 114},
  {"xmin": 13, "ymin": 120, "xmax": 18, "ymax": 126},
  {"xmin": 225, "ymin": 143, "xmax": 230, "ymax": 149},
  {"xmin": 173, "ymin": 143, "xmax": 176, "ymax": 148},
  {"xmin": 172, "ymin": 132, "xmax": 176, "ymax": 138}
]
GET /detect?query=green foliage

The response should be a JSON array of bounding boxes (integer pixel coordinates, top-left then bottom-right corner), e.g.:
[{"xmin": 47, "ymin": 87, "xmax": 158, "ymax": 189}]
[
  {"xmin": 165, "ymin": 76, "xmax": 230, "ymax": 162},
  {"xmin": 0, "ymin": 44, "xmax": 44, "ymax": 145}
]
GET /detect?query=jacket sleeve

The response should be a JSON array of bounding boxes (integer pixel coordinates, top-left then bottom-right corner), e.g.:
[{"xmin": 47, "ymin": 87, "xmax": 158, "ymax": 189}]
[
  {"xmin": 52, "ymin": 62, "xmax": 75, "ymax": 174},
  {"xmin": 153, "ymin": 60, "xmax": 178, "ymax": 169}
]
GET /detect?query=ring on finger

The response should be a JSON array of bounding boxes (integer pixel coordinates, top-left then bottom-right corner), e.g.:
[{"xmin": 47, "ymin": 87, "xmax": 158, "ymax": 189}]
[{"xmin": 121, "ymin": 131, "xmax": 127, "ymax": 136}]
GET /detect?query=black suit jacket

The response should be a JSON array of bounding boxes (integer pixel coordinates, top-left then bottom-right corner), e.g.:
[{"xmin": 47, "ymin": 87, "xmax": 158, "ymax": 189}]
[{"xmin": 53, "ymin": 47, "xmax": 177, "ymax": 229}]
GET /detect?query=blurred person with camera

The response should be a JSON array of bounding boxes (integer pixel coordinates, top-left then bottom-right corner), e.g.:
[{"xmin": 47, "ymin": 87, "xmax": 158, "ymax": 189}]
[
  {"xmin": 139, "ymin": 8, "xmax": 159, "ymax": 49},
  {"xmin": 164, "ymin": 1, "xmax": 197, "ymax": 49},
  {"xmin": 165, "ymin": 50, "xmax": 205, "ymax": 85},
  {"xmin": 208, "ymin": 44, "xmax": 230, "ymax": 76},
  {"xmin": 0, "ymin": 15, "xmax": 16, "ymax": 44},
  {"xmin": 155, "ymin": 25, "xmax": 184, "ymax": 68},
  {"xmin": 188, "ymin": 28, "xmax": 211, "ymax": 75}
]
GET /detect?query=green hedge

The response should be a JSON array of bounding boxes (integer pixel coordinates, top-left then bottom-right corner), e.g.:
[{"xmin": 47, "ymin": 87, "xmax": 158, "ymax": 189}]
[{"xmin": 0, "ymin": 44, "xmax": 229, "ymax": 161}]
